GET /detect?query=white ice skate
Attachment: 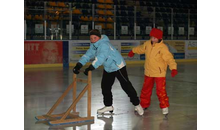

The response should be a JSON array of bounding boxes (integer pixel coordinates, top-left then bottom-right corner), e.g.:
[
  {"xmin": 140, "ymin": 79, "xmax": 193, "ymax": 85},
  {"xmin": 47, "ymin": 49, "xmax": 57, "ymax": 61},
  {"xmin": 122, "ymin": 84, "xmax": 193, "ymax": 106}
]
[
  {"xmin": 134, "ymin": 104, "xmax": 144, "ymax": 116},
  {"xmin": 162, "ymin": 107, "xmax": 169, "ymax": 120},
  {"xmin": 97, "ymin": 106, "xmax": 114, "ymax": 115},
  {"xmin": 162, "ymin": 107, "xmax": 169, "ymax": 115}
]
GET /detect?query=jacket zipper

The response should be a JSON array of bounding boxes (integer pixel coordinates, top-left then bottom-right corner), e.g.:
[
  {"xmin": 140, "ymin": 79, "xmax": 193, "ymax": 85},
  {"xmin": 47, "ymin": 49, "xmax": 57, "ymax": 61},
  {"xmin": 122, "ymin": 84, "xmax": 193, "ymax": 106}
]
[
  {"xmin": 159, "ymin": 67, "xmax": 161, "ymax": 74},
  {"xmin": 147, "ymin": 45, "xmax": 154, "ymax": 77},
  {"xmin": 93, "ymin": 44, "xmax": 97, "ymax": 50},
  {"xmin": 148, "ymin": 45, "xmax": 153, "ymax": 71}
]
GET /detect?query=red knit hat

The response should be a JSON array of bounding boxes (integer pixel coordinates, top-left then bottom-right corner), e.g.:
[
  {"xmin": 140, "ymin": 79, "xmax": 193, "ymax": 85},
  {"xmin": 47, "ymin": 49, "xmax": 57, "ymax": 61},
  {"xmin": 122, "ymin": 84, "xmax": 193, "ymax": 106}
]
[{"xmin": 150, "ymin": 28, "xmax": 163, "ymax": 39}]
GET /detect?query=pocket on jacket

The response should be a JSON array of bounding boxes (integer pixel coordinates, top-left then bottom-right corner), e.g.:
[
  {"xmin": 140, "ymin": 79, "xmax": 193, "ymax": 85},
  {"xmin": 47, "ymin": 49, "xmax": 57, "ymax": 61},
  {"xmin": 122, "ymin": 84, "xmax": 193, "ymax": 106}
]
[{"xmin": 104, "ymin": 57, "xmax": 113, "ymax": 66}]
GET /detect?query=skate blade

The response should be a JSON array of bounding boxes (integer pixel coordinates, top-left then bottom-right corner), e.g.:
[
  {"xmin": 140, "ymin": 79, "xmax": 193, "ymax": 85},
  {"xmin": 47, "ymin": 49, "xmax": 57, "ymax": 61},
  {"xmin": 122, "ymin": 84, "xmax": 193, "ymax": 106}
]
[
  {"xmin": 134, "ymin": 110, "xmax": 144, "ymax": 116},
  {"xmin": 98, "ymin": 113, "xmax": 115, "ymax": 116},
  {"xmin": 97, "ymin": 112, "xmax": 115, "ymax": 115},
  {"xmin": 163, "ymin": 114, "xmax": 168, "ymax": 120},
  {"xmin": 97, "ymin": 111, "xmax": 115, "ymax": 115}
]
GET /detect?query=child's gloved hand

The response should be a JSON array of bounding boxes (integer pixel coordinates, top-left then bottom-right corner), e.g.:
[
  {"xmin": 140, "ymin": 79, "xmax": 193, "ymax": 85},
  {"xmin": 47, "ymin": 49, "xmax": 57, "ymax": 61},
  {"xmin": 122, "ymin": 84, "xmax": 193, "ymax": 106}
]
[
  {"xmin": 73, "ymin": 62, "xmax": 83, "ymax": 74},
  {"xmin": 171, "ymin": 69, "xmax": 178, "ymax": 77},
  {"xmin": 84, "ymin": 64, "xmax": 95, "ymax": 76},
  {"xmin": 128, "ymin": 50, "xmax": 135, "ymax": 57}
]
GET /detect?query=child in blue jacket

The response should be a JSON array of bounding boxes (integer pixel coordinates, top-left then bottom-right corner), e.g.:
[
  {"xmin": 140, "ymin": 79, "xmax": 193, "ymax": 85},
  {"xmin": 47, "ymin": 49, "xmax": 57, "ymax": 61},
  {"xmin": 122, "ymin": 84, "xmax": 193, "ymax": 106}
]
[{"xmin": 73, "ymin": 29, "xmax": 144, "ymax": 115}]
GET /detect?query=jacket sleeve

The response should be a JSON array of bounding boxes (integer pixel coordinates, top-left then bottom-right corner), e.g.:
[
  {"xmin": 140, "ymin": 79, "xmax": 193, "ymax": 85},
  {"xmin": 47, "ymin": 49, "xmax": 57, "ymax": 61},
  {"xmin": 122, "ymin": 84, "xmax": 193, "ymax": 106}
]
[
  {"xmin": 92, "ymin": 44, "xmax": 109, "ymax": 69},
  {"xmin": 78, "ymin": 46, "xmax": 95, "ymax": 66},
  {"xmin": 161, "ymin": 45, "xmax": 177, "ymax": 70},
  {"xmin": 132, "ymin": 42, "xmax": 146, "ymax": 54}
]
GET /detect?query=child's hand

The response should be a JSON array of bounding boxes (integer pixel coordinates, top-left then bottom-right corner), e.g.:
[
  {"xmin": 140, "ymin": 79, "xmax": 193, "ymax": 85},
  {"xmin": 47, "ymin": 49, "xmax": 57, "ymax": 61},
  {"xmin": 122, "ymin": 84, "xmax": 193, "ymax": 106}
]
[
  {"xmin": 84, "ymin": 64, "xmax": 95, "ymax": 76},
  {"xmin": 73, "ymin": 62, "xmax": 83, "ymax": 74},
  {"xmin": 84, "ymin": 68, "xmax": 90, "ymax": 76},
  {"xmin": 128, "ymin": 50, "xmax": 135, "ymax": 57},
  {"xmin": 171, "ymin": 69, "xmax": 178, "ymax": 77}
]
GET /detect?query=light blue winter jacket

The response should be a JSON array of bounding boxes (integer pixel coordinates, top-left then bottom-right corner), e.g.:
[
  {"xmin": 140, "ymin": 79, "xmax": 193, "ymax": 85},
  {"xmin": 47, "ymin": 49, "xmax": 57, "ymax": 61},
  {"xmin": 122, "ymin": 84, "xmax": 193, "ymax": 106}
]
[{"xmin": 78, "ymin": 35, "xmax": 126, "ymax": 73}]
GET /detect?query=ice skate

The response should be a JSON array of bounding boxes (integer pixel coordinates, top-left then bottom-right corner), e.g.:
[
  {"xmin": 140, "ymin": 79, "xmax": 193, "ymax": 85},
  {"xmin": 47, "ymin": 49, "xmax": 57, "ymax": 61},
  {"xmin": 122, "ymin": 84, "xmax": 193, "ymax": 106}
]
[
  {"xmin": 97, "ymin": 106, "xmax": 114, "ymax": 115},
  {"xmin": 162, "ymin": 107, "xmax": 169, "ymax": 120},
  {"xmin": 134, "ymin": 104, "xmax": 144, "ymax": 116}
]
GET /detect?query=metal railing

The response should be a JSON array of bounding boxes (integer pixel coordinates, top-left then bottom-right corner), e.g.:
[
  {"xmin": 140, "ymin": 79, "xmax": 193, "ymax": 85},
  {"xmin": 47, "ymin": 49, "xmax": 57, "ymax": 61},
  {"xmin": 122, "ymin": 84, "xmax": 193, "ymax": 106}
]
[{"xmin": 24, "ymin": 1, "xmax": 197, "ymax": 40}]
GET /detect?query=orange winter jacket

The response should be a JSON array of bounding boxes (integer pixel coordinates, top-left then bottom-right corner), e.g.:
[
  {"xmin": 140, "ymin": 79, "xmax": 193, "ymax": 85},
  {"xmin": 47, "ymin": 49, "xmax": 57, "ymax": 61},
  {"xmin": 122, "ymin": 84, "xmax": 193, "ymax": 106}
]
[{"xmin": 132, "ymin": 40, "xmax": 177, "ymax": 77}]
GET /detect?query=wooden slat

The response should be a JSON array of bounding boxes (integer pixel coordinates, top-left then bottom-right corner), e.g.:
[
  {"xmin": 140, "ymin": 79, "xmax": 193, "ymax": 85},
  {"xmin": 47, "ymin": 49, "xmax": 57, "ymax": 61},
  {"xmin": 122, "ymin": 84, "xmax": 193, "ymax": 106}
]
[
  {"xmin": 35, "ymin": 115, "xmax": 48, "ymax": 120},
  {"xmin": 68, "ymin": 113, "xmax": 80, "ymax": 118},
  {"xmin": 36, "ymin": 113, "xmax": 64, "ymax": 120},
  {"xmin": 70, "ymin": 111, "xmax": 79, "ymax": 115},
  {"xmin": 87, "ymin": 71, "xmax": 92, "ymax": 117},
  {"xmin": 73, "ymin": 74, "xmax": 77, "ymax": 112},
  {"xmin": 50, "ymin": 113, "xmax": 65, "ymax": 118},
  {"xmin": 76, "ymin": 78, "xmax": 88, "ymax": 83},
  {"xmin": 36, "ymin": 112, "xmax": 80, "ymax": 121},
  {"xmin": 43, "ymin": 115, "xmax": 57, "ymax": 121}
]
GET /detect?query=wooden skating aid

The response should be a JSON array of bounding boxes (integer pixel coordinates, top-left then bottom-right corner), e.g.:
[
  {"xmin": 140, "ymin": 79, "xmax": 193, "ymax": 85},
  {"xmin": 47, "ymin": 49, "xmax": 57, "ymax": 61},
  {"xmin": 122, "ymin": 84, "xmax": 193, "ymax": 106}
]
[{"xmin": 35, "ymin": 71, "xmax": 94, "ymax": 126}]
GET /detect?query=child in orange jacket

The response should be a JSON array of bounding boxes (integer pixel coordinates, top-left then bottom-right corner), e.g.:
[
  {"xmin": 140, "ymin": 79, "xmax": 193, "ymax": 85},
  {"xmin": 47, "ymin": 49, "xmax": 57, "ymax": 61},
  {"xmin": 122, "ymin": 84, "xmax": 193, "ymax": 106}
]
[{"xmin": 128, "ymin": 28, "xmax": 178, "ymax": 116}]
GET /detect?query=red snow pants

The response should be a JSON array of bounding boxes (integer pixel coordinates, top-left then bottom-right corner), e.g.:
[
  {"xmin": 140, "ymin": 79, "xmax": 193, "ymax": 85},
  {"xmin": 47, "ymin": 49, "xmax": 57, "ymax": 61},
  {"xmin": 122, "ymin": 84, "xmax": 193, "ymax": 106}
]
[{"xmin": 140, "ymin": 76, "xmax": 169, "ymax": 109}]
